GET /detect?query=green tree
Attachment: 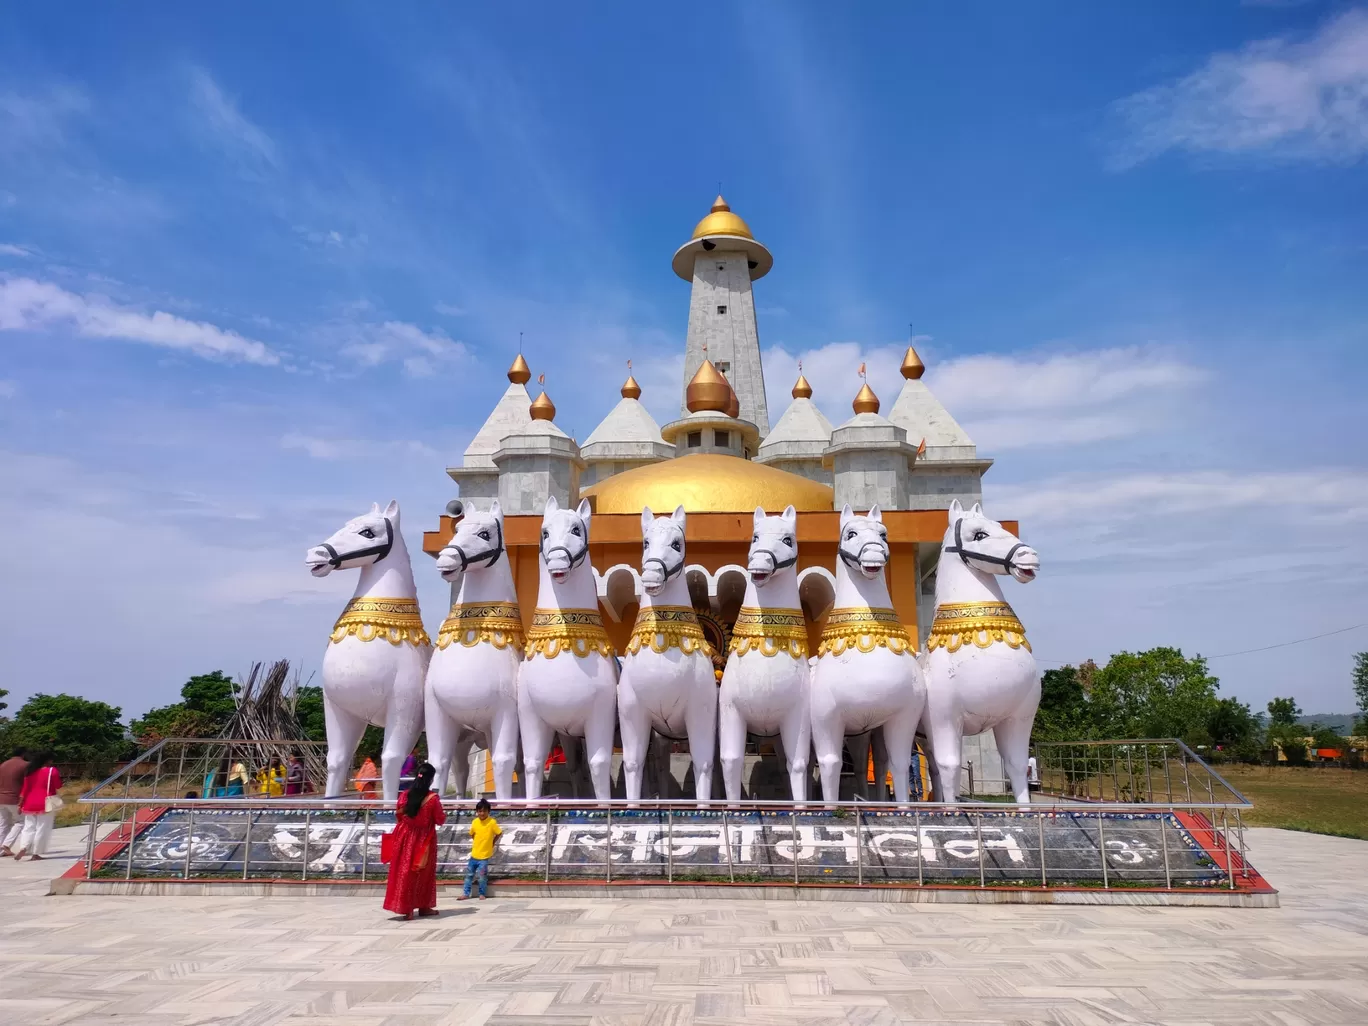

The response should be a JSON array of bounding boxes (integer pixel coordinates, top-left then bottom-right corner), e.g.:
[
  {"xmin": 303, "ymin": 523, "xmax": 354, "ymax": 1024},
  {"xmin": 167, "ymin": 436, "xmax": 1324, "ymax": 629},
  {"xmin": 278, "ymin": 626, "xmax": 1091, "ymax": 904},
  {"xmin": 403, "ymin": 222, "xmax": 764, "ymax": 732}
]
[
  {"xmin": 1086, "ymin": 647, "xmax": 1221, "ymax": 745},
  {"xmin": 1032, "ymin": 665, "xmax": 1091, "ymax": 741},
  {"xmin": 130, "ymin": 671, "xmax": 240, "ymax": 744},
  {"xmin": 1308, "ymin": 723, "xmax": 1346, "ymax": 752},
  {"xmin": 1207, "ymin": 697, "xmax": 1261, "ymax": 761},
  {"xmin": 7, "ymin": 693, "xmax": 129, "ymax": 768},
  {"xmin": 0, "ymin": 686, "xmax": 8, "ymax": 714},
  {"xmin": 1266, "ymin": 696, "xmax": 1301, "ymax": 727},
  {"xmin": 295, "ymin": 685, "xmax": 383, "ymax": 759},
  {"xmin": 1353, "ymin": 652, "xmax": 1368, "ymax": 736}
]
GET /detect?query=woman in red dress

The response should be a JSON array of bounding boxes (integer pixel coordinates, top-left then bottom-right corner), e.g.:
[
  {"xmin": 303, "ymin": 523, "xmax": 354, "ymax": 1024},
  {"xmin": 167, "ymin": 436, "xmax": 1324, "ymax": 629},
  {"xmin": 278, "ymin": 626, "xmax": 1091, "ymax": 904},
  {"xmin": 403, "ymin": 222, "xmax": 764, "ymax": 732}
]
[{"xmin": 382, "ymin": 762, "xmax": 445, "ymax": 920}]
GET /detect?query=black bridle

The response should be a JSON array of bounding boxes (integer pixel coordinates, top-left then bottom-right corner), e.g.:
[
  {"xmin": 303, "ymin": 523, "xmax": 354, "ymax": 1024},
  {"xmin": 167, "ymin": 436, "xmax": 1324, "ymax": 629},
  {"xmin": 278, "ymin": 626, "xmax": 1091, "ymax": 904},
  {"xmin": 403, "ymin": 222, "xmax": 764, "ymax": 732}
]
[
  {"xmin": 750, "ymin": 543, "xmax": 797, "ymax": 574},
  {"xmin": 322, "ymin": 517, "xmax": 394, "ymax": 569},
  {"xmin": 445, "ymin": 518, "xmax": 504, "ymax": 573},
  {"xmin": 945, "ymin": 517, "xmax": 1025, "ymax": 574},
  {"xmin": 838, "ymin": 536, "xmax": 888, "ymax": 572},
  {"xmin": 642, "ymin": 526, "xmax": 685, "ymax": 584},
  {"xmin": 541, "ymin": 517, "xmax": 589, "ymax": 572}
]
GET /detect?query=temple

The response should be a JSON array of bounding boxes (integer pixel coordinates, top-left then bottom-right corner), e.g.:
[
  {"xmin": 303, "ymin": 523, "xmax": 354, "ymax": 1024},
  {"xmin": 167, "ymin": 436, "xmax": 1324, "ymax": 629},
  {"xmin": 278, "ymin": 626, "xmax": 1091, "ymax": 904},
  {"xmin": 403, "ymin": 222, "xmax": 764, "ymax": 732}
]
[{"xmin": 426, "ymin": 195, "xmax": 1012, "ymax": 661}]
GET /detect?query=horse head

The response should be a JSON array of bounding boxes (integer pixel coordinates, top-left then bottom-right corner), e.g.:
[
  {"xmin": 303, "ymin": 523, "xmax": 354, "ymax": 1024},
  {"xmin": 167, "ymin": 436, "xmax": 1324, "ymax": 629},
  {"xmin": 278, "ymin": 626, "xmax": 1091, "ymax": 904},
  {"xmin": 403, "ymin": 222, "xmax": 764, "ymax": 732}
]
[
  {"xmin": 306, "ymin": 500, "xmax": 400, "ymax": 577},
  {"xmin": 640, "ymin": 505, "xmax": 686, "ymax": 596},
  {"xmin": 838, "ymin": 504, "xmax": 889, "ymax": 580},
  {"xmin": 747, "ymin": 504, "xmax": 798, "ymax": 587},
  {"xmin": 944, "ymin": 499, "xmax": 1039, "ymax": 584},
  {"xmin": 539, "ymin": 496, "xmax": 592, "ymax": 584},
  {"xmin": 437, "ymin": 500, "xmax": 505, "ymax": 584}
]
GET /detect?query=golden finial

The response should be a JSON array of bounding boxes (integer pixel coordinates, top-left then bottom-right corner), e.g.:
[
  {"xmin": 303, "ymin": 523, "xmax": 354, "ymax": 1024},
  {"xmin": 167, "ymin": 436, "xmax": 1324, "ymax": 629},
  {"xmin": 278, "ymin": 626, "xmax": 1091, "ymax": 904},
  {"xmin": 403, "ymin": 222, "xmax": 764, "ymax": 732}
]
[
  {"xmin": 852, "ymin": 363, "xmax": 879, "ymax": 414},
  {"xmin": 724, "ymin": 381, "xmax": 740, "ymax": 419},
  {"xmin": 690, "ymin": 194, "xmax": 754, "ymax": 241},
  {"xmin": 685, "ymin": 358, "xmax": 731, "ymax": 413},
  {"xmin": 508, "ymin": 353, "xmax": 531, "ymax": 384},
  {"xmin": 900, "ymin": 346, "xmax": 925, "ymax": 380},
  {"xmin": 530, "ymin": 373, "xmax": 555, "ymax": 420},
  {"xmin": 621, "ymin": 375, "xmax": 641, "ymax": 400},
  {"xmin": 792, "ymin": 362, "xmax": 812, "ymax": 400}
]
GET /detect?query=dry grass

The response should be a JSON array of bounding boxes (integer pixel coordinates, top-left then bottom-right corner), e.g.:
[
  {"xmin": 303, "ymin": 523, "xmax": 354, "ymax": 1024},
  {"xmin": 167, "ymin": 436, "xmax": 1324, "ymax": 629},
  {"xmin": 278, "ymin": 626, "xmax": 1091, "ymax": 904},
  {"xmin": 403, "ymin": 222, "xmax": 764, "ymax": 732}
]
[{"xmin": 1219, "ymin": 764, "xmax": 1368, "ymax": 840}]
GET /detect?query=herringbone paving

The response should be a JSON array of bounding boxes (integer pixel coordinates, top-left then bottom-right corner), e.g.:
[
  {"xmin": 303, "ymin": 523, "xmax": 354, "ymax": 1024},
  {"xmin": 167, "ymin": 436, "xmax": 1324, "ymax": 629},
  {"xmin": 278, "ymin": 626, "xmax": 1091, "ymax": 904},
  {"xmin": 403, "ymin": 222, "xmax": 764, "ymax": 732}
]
[{"xmin": 1, "ymin": 826, "xmax": 1365, "ymax": 1025}]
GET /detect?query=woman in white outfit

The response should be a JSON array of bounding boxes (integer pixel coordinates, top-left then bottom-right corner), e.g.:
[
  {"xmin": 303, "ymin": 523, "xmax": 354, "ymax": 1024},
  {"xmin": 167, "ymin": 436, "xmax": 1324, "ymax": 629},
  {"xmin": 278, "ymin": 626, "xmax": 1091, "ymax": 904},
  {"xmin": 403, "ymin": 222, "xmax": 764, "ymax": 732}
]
[{"xmin": 13, "ymin": 751, "xmax": 63, "ymax": 861}]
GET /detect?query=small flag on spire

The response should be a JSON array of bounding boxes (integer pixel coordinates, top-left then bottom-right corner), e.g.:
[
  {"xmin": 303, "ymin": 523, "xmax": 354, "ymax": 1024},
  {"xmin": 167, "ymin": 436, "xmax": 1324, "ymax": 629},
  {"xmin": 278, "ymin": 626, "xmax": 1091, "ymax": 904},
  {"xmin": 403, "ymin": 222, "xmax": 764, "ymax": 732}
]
[
  {"xmin": 538, "ymin": 373, "xmax": 545, "ymax": 386},
  {"xmin": 917, "ymin": 438, "xmax": 927, "ymax": 456},
  {"xmin": 858, "ymin": 361, "xmax": 867, "ymax": 378}
]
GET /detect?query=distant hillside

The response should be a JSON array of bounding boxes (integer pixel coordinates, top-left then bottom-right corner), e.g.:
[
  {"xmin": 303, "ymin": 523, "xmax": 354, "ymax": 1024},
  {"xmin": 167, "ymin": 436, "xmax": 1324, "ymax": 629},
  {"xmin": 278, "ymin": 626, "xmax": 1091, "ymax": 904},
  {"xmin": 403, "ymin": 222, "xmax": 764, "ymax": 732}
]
[{"xmin": 1297, "ymin": 713, "xmax": 1360, "ymax": 734}]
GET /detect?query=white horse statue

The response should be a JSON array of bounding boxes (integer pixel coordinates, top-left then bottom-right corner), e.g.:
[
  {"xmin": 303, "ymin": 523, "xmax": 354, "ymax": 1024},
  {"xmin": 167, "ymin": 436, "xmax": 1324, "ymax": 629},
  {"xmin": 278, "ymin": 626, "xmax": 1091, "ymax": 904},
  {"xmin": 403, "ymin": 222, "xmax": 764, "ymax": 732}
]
[
  {"xmin": 427, "ymin": 501, "xmax": 522, "ymax": 800},
  {"xmin": 617, "ymin": 505, "xmax": 717, "ymax": 802},
  {"xmin": 719, "ymin": 505, "xmax": 811, "ymax": 802},
  {"xmin": 920, "ymin": 499, "xmax": 1041, "ymax": 803},
  {"xmin": 810, "ymin": 505, "xmax": 926, "ymax": 803},
  {"xmin": 517, "ymin": 496, "xmax": 619, "ymax": 800},
  {"xmin": 305, "ymin": 500, "xmax": 428, "ymax": 802}
]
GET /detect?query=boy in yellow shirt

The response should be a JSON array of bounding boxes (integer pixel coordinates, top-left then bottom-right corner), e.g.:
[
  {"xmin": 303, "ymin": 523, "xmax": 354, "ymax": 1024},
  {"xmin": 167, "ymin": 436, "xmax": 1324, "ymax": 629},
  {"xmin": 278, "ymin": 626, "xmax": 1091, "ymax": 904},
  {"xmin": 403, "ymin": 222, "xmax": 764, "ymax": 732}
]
[{"xmin": 459, "ymin": 799, "xmax": 501, "ymax": 900}]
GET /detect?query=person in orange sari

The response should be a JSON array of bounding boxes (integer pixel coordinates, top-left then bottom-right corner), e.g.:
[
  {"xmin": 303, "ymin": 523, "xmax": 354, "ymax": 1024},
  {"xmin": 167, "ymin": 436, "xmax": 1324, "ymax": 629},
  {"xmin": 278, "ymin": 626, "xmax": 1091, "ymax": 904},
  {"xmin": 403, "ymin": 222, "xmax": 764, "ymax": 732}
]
[
  {"xmin": 355, "ymin": 755, "xmax": 379, "ymax": 797},
  {"xmin": 382, "ymin": 762, "xmax": 445, "ymax": 920}
]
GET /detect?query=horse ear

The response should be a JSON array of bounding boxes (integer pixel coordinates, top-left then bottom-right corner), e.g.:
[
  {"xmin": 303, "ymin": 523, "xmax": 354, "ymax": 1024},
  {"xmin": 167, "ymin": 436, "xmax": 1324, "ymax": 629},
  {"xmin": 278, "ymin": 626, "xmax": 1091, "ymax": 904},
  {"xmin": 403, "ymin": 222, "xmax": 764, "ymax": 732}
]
[
  {"xmin": 753, "ymin": 506, "xmax": 766, "ymax": 528},
  {"xmin": 971, "ymin": 501, "xmax": 983, "ymax": 517},
  {"xmin": 545, "ymin": 495, "xmax": 560, "ymax": 514},
  {"xmin": 641, "ymin": 506, "xmax": 654, "ymax": 535},
  {"xmin": 840, "ymin": 503, "xmax": 853, "ymax": 527},
  {"xmin": 576, "ymin": 497, "xmax": 592, "ymax": 526},
  {"xmin": 948, "ymin": 498, "xmax": 964, "ymax": 521},
  {"xmin": 370, "ymin": 502, "xmax": 380, "ymax": 514},
  {"xmin": 383, "ymin": 499, "xmax": 400, "ymax": 520},
  {"xmin": 672, "ymin": 504, "xmax": 686, "ymax": 528},
  {"xmin": 869, "ymin": 504, "xmax": 883, "ymax": 522},
  {"xmin": 489, "ymin": 499, "xmax": 503, "ymax": 521},
  {"xmin": 782, "ymin": 504, "xmax": 796, "ymax": 523}
]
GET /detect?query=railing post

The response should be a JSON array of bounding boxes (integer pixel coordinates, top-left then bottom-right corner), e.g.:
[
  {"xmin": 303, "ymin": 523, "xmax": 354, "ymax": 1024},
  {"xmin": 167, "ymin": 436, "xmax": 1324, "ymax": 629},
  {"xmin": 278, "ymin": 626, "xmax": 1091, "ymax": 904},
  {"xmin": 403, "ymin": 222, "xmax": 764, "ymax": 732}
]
[
  {"xmin": 975, "ymin": 813, "xmax": 986, "ymax": 888},
  {"xmin": 1097, "ymin": 813, "xmax": 1109, "ymax": 889},
  {"xmin": 125, "ymin": 808, "xmax": 137, "ymax": 880},
  {"xmin": 1110, "ymin": 747, "xmax": 1121, "ymax": 801},
  {"xmin": 1143, "ymin": 744, "xmax": 1154, "ymax": 803},
  {"xmin": 175, "ymin": 743, "xmax": 187, "ymax": 799},
  {"xmin": 666, "ymin": 809, "xmax": 673, "ymax": 884},
  {"xmin": 790, "ymin": 808, "xmax": 800, "ymax": 888},
  {"xmin": 1038, "ymin": 813, "xmax": 1047, "ymax": 888},
  {"xmin": 242, "ymin": 811, "xmax": 253, "ymax": 881},
  {"xmin": 605, "ymin": 804, "xmax": 612, "ymax": 884},
  {"xmin": 1162, "ymin": 746, "xmax": 1174, "ymax": 803},
  {"xmin": 544, "ymin": 810, "xmax": 553, "ymax": 883},
  {"xmin": 85, "ymin": 802, "xmax": 98, "ymax": 880},
  {"xmin": 1222, "ymin": 810, "xmax": 1235, "ymax": 890},
  {"xmin": 1160, "ymin": 811, "xmax": 1171, "ymax": 890},
  {"xmin": 301, "ymin": 809, "xmax": 312, "ymax": 882},
  {"xmin": 359, "ymin": 807, "xmax": 369, "ymax": 883},
  {"xmin": 182, "ymin": 809, "xmax": 195, "ymax": 881},
  {"xmin": 854, "ymin": 807, "xmax": 863, "ymax": 887},
  {"xmin": 1235, "ymin": 809, "xmax": 1248, "ymax": 880},
  {"xmin": 1181, "ymin": 748, "xmax": 1193, "ymax": 803},
  {"xmin": 153, "ymin": 745, "xmax": 165, "ymax": 800},
  {"xmin": 915, "ymin": 808, "xmax": 924, "ymax": 887},
  {"xmin": 722, "ymin": 810, "xmax": 735, "ymax": 884}
]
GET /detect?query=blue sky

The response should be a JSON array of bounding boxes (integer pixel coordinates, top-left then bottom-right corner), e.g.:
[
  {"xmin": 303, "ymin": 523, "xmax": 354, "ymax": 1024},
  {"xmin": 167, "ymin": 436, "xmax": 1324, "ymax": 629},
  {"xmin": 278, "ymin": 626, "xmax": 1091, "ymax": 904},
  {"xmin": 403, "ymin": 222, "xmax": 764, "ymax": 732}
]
[{"xmin": 1, "ymin": 2, "xmax": 1366, "ymax": 722}]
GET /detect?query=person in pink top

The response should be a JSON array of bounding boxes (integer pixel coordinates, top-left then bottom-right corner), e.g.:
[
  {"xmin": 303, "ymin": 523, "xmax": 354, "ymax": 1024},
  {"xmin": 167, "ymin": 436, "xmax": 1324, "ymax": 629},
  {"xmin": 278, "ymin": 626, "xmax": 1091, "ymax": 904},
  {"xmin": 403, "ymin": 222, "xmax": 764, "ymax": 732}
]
[{"xmin": 13, "ymin": 751, "xmax": 62, "ymax": 861}]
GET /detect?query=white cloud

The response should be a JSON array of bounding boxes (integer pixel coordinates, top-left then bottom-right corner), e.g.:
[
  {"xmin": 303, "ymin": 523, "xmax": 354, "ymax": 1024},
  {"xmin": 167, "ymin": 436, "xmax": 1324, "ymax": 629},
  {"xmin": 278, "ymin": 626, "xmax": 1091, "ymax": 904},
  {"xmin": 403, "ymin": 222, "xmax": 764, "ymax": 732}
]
[
  {"xmin": 0, "ymin": 276, "xmax": 280, "ymax": 365},
  {"xmin": 280, "ymin": 433, "xmax": 439, "ymax": 462},
  {"xmin": 762, "ymin": 341, "xmax": 1204, "ymax": 450},
  {"xmin": 0, "ymin": 85, "xmax": 88, "ymax": 157},
  {"xmin": 188, "ymin": 67, "xmax": 277, "ymax": 169},
  {"xmin": 1112, "ymin": 9, "xmax": 1368, "ymax": 167},
  {"xmin": 334, "ymin": 318, "xmax": 469, "ymax": 376},
  {"xmin": 0, "ymin": 243, "xmax": 31, "ymax": 258},
  {"xmin": 434, "ymin": 302, "xmax": 466, "ymax": 317}
]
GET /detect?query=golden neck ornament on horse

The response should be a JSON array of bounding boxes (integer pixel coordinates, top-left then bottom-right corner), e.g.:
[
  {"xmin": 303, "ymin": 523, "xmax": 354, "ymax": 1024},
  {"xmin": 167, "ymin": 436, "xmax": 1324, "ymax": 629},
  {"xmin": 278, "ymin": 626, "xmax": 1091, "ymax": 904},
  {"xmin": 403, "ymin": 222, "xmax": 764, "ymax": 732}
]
[
  {"xmin": 818, "ymin": 607, "xmax": 915, "ymax": 657},
  {"xmin": 330, "ymin": 596, "xmax": 430, "ymax": 648},
  {"xmin": 435, "ymin": 601, "xmax": 525, "ymax": 651},
  {"xmin": 926, "ymin": 601, "xmax": 1031, "ymax": 653},
  {"xmin": 525, "ymin": 608, "xmax": 615, "ymax": 659},
  {"xmin": 626, "ymin": 605, "xmax": 713, "ymax": 658},
  {"xmin": 728, "ymin": 607, "xmax": 809, "ymax": 659}
]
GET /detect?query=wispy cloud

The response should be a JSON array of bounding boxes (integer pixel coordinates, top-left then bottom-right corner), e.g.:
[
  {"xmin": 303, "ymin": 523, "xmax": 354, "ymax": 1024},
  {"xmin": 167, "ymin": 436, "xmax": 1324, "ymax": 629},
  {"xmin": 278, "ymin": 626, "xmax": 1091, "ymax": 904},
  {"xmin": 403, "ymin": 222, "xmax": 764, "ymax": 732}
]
[
  {"xmin": 0, "ymin": 276, "xmax": 280, "ymax": 365},
  {"xmin": 329, "ymin": 317, "xmax": 469, "ymax": 378},
  {"xmin": 0, "ymin": 243, "xmax": 32, "ymax": 258},
  {"xmin": 280, "ymin": 433, "xmax": 439, "ymax": 462},
  {"xmin": 434, "ymin": 302, "xmax": 466, "ymax": 317},
  {"xmin": 0, "ymin": 85, "xmax": 89, "ymax": 157},
  {"xmin": 188, "ymin": 66, "xmax": 278, "ymax": 171},
  {"xmin": 1111, "ymin": 9, "xmax": 1368, "ymax": 167}
]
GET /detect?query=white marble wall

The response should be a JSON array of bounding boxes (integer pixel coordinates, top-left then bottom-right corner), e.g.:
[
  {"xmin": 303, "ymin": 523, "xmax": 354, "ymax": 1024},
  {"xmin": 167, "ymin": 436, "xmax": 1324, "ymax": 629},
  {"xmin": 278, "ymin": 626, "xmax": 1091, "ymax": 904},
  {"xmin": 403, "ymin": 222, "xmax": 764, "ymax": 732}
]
[{"xmin": 680, "ymin": 252, "xmax": 770, "ymax": 435}]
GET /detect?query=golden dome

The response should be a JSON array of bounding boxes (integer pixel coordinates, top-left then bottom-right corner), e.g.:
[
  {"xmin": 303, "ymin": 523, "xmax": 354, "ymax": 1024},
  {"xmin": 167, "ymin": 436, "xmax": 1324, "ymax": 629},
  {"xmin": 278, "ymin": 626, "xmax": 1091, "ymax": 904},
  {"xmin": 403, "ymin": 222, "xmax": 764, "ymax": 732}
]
[
  {"xmin": 529, "ymin": 390, "xmax": 556, "ymax": 421},
  {"xmin": 900, "ymin": 346, "xmax": 925, "ymax": 380},
  {"xmin": 852, "ymin": 382, "xmax": 880, "ymax": 415},
  {"xmin": 621, "ymin": 374, "xmax": 641, "ymax": 400},
  {"xmin": 508, "ymin": 353, "xmax": 531, "ymax": 384},
  {"xmin": 792, "ymin": 372, "xmax": 812, "ymax": 399},
  {"xmin": 724, "ymin": 380, "xmax": 740, "ymax": 419},
  {"xmin": 691, "ymin": 195, "xmax": 754, "ymax": 241},
  {"xmin": 581, "ymin": 453, "xmax": 833, "ymax": 514},
  {"xmin": 685, "ymin": 359, "xmax": 731, "ymax": 413}
]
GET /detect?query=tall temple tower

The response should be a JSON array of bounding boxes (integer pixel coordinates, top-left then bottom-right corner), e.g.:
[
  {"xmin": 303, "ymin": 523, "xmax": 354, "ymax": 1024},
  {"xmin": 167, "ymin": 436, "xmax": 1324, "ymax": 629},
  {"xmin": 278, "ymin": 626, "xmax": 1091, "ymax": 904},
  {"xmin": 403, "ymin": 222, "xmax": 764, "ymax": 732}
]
[{"xmin": 673, "ymin": 196, "xmax": 773, "ymax": 435}]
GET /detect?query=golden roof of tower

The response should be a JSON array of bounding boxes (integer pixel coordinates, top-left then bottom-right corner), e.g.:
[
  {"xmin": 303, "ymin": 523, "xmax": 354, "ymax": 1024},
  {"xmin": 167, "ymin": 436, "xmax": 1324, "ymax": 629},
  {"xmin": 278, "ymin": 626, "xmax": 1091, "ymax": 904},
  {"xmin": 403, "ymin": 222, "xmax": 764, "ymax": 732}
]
[
  {"xmin": 621, "ymin": 373, "xmax": 641, "ymax": 400},
  {"xmin": 792, "ymin": 372, "xmax": 812, "ymax": 399},
  {"xmin": 508, "ymin": 353, "xmax": 531, "ymax": 384},
  {"xmin": 900, "ymin": 346, "xmax": 925, "ymax": 380},
  {"xmin": 581, "ymin": 453, "xmax": 832, "ymax": 514},
  {"xmin": 724, "ymin": 379, "xmax": 740, "ymax": 419},
  {"xmin": 685, "ymin": 358, "xmax": 731, "ymax": 413},
  {"xmin": 852, "ymin": 382, "xmax": 880, "ymax": 415},
  {"xmin": 529, "ymin": 390, "xmax": 556, "ymax": 421},
  {"xmin": 691, "ymin": 195, "xmax": 753, "ymax": 241}
]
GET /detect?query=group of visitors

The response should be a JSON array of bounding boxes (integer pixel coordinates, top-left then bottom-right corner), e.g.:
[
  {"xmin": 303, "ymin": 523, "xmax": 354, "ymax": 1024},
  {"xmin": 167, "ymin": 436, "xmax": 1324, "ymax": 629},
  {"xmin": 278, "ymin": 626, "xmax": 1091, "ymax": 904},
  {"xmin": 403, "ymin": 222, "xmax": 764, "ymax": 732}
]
[
  {"xmin": 381, "ymin": 760, "xmax": 501, "ymax": 920},
  {"xmin": 200, "ymin": 755, "xmax": 310, "ymax": 798},
  {"xmin": 0, "ymin": 748, "xmax": 65, "ymax": 861}
]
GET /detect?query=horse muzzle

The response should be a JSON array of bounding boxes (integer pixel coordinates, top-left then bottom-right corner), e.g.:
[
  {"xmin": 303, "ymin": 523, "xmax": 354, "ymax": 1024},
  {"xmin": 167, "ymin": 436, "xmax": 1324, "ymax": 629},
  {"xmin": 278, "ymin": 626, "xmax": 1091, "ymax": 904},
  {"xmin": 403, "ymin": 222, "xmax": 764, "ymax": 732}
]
[
  {"xmin": 435, "ymin": 548, "xmax": 465, "ymax": 582},
  {"xmin": 305, "ymin": 546, "xmax": 334, "ymax": 577},
  {"xmin": 641, "ymin": 571, "xmax": 665, "ymax": 596},
  {"xmin": 1011, "ymin": 548, "xmax": 1041, "ymax": 583}
]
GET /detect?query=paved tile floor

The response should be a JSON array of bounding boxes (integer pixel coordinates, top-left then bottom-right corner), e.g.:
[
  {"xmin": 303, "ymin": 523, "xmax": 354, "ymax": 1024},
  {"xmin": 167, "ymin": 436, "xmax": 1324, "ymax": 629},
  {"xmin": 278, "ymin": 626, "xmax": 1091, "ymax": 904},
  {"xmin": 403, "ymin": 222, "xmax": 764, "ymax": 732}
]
[{"xmin": 1, "ymin": 825, "xmax": 1366, "ymax": 1025}]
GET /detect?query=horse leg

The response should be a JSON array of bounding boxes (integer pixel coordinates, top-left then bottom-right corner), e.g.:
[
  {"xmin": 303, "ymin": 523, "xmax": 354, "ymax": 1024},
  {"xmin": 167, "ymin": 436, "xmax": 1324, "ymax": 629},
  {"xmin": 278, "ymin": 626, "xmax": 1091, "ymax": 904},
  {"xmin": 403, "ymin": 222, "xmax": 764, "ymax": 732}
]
[
  {"xmin": 882, "ymin": 708, "xmax": 919, "ymax": 806},
  {"xmin": 423, "ymin": 687, "xmax": 457, "ymax": 796},
  {"xmin": 872, "ymin": 727, "xmax": 892, "ymax": 802},
  {"xmin": 584, "ymin": 694, "xmax": 617, "ymax": 802},
  {"xmin": 717, "ymin": 698, "xmax": 747, "ymax": 803},
  {"xmin": 381, "ymin": 697, "xmax": 424, "ymax": 805},
  {"xmin": 923, "ymin": 701, "xmax": 964, "ymax": 803},
  {"xmin": 323, "ymin": 694, "xmax": 368, "ymax": 798},
  {"xmin": 449, "ymin": 729, "xmax": 475, "ymax": 797},
  {"xmin": 809, "ymin": 668, "xmax": 843, "ymax": 805},
  {"xmin": 779, "ymin": 698, "xmax": 812, "ymax": 805},
  {"xmin": 617, "ymin": 677, "xmax": 649, "ymax": 802},
  {"xmin": 994, "ymin": 714, "xmax": 1034, "ymax": 806},
  {"xmin": 650, "ymin": 734, "xmax": 671, "ymax": 800},
  {"xmin": 517, "ymin": 685, "xmax": 554, "ymax": 802},
  {"xmin": 490, "ymin": 701, "xmax": 519, "ymax": 801},
  {"xmin": 846, "ymin": 731, "xmax": 872, "ymax": 803},
  {"xmin": 683, "ymin": 673, "xmax": 717, "ymax": 805}
]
